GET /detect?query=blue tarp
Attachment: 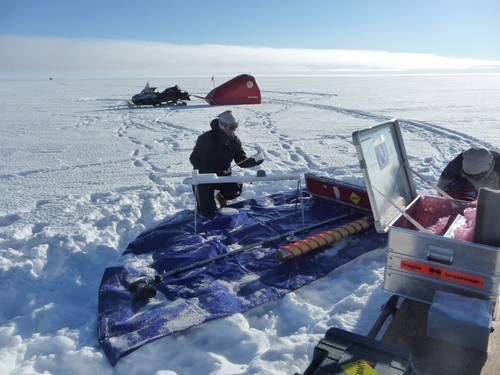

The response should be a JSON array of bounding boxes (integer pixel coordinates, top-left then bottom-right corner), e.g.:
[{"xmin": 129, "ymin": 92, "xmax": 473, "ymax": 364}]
[{"xmin": 97, "ymin": 193, "xmax": 386, "ymax": 365}]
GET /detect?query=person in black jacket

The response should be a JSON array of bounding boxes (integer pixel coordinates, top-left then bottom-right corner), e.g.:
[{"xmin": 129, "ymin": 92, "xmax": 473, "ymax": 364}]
[
  {"xmin": 189, "ymin": 110, "xmax": 264, "ymax": 215},
  {"xmin": 437, "ymin": 147, "xmax": 500, "ymax": 199}
]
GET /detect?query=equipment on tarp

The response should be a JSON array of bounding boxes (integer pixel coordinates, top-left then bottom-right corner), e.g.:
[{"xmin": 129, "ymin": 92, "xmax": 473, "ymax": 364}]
[
  {"xmin": 275, "ymin": 216, "xmax": 373, "ymax": 262},
  {"xmin": 196, "ymin": 74, "xmax": 261, "ymax": 105},
  {"xmin": 97, "ymin": 188, "xmax": 387, "ymax": 366},
  {"xmin": 127, "ymin": 275, "xmax": 161, "ymax": 299},
  {"xmin": 128, "ymin": 212, "xmax": 351, "ymax": 301}
]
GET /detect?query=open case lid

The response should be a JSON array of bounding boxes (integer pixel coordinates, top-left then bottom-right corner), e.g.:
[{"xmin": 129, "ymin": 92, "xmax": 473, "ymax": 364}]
[{"xmin": 352, "ymin": 119, "xmax": 418, "ymax": 233}]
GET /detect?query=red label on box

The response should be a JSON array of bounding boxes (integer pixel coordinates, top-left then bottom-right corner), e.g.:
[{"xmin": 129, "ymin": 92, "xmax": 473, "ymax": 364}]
[{"xmin": 399, "ymin": 259, "xmax": 484, "ymax": 288}]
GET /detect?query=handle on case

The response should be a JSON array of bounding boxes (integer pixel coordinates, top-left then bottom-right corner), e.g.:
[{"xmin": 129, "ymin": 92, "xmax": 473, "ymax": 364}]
[{"xmin": 427, "ymin": 246, "xmax": 454, "ymax": 265}]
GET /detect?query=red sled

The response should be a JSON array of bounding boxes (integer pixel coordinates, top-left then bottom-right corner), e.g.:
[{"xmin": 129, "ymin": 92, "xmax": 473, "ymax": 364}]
[
  {"xmin": 199, "ymin": 74, "xmax": 261, "ymax": 105},
  {"xmin": 305, "ymin": 173, "xmax": 372, "ymax": 213}
]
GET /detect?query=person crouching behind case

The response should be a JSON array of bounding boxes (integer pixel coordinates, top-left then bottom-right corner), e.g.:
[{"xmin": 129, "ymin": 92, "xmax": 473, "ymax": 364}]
[
  {"xmin": 437, "ymin": 147, "xmax": 500, "ymax": 200},
  {"xmin": 189, "ymin": 110, "xmax": 264, "ymax": 216}
]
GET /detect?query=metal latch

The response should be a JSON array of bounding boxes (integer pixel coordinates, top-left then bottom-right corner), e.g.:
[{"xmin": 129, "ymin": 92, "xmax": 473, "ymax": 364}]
[{"xmin": 427, "ymin": 246, "xmax": 454, "ymax": 265}]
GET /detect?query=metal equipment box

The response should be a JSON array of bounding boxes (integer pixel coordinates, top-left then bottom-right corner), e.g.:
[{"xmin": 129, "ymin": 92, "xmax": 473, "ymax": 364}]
[{"xmin": 352, "ymin": 119, "xmax": 500, "ymax": 305}]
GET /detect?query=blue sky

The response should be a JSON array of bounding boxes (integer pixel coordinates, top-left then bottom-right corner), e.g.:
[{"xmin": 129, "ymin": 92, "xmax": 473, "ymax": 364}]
[{"xmin": 1, "ymin": 0, "xmax": 500, "ymax": 78}]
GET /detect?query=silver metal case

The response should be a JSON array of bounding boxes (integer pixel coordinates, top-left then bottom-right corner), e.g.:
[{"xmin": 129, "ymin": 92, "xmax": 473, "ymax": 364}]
[{"xmin": 353, "ymin": 119, "xmax": 500, "ymax": 304}]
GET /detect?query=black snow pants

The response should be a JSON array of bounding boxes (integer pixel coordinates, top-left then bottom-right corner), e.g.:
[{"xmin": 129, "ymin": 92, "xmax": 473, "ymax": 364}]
[{"xmin": 194, "ymin": 182, "xmax": 243, "ymax": 216}]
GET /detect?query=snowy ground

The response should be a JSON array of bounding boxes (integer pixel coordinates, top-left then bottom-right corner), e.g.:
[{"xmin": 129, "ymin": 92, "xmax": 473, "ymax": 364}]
[{"xmin": 0, "ymin": 75, "xmax": 499, "ymax": 375}]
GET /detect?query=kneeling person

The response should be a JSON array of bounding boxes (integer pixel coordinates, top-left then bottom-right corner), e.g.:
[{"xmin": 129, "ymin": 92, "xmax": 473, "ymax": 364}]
[
  {"xmin": 189, "ymin": 110, "xmax": 263, "ymax": 216},
  {"xmin": 437, "ymin": 147, "xmax": 500, "ymax": 199}
]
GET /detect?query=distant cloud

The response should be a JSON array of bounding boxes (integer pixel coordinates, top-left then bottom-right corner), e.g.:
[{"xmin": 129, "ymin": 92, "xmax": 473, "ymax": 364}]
[{"xmin": 1, "ymin": 35, "xmax": 500, "ymax": 78}]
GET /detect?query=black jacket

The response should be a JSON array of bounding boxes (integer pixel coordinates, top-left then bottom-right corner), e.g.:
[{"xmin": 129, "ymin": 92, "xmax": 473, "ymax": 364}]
[
  {"xmin": 189, "ymin": 119, "xmax": 258, "ymax": 175},
  {"xmin": 437, "ymin": 150, "xmax": 500, "ymax": 193}
]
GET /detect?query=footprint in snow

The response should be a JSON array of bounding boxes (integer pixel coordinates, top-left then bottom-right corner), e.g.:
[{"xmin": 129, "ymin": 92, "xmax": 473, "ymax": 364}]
[
  {"xmin": 32, "ymin": 223, "xmax": 48, "ymax": 234},
  {"xmin": 148, "ymin": 173, "xmax": 165, "ymax": 185},
  {"xmin": 0, "ymin": 214, "xmax": 21, "ymax": 227}
]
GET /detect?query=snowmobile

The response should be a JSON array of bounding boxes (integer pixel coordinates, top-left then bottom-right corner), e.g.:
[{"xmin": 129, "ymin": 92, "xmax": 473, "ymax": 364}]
[{"xmin": 128, "ymin": 83, "xmax": 190, "ymax": 107}]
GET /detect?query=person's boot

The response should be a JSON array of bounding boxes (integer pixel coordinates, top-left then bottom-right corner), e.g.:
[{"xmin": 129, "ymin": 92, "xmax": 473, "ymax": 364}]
[{"xmin": 216, "ymin": 192, "xmax": 227, "ymax": 208}]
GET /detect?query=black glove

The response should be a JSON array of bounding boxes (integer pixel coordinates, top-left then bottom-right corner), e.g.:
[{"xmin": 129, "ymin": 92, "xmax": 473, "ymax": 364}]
[{"xmin": 254, "ymin": 158, "xmax": 264, "ymax": 166}]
